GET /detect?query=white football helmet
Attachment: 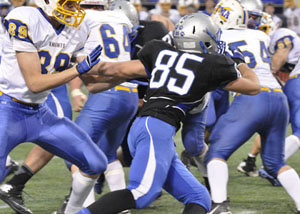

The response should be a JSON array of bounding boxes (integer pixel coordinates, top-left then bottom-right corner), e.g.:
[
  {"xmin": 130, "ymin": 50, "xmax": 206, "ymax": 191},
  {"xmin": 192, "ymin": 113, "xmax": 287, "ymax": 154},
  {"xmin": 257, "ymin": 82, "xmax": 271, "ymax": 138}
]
[
  {"xmin": 258, "ymin": 12, "xmax": 276, "ymax": 36},
  {"xmin": 239, "ymin": 0, "xmax": 263, "ymax": 29},
  {"xmin": 35, "ymin": 0, "xmax": 86, "ymax": 27},
  {"xmin": 108, "ymin": 0, "xmax": 139, "ymax": 29},
  {"xmin": 211, "ymin": 0, "xmax": 248, "ymax": 30},
  {"xmin": 173, "ymin": 13, "xmax": 222, "ymax": 54}
]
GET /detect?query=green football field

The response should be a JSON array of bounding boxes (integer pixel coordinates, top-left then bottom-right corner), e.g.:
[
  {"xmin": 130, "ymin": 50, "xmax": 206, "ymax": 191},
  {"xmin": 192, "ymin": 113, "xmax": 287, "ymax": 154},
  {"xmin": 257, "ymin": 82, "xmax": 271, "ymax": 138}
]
[{"xmin": 1, "ymin": 127, "xmax": 299, "ymax": 214}]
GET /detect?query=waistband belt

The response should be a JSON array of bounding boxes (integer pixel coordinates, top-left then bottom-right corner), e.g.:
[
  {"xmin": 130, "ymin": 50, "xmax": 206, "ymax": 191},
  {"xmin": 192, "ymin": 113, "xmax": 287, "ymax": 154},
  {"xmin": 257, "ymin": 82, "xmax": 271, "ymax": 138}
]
[
  {"xmin": 290, "ymin": 74, "xmax": 300, "ymax": 79},
  {"xmin": 0, "ymin": 91, "xmax": 40, "ymax": 108},
  {"xmin": 236, "ymin": 87, "xmax": 282, "ymax": 96},
  {"xmin": 110, "ymin": 86, "xmax": 138, "ymax": 93}
]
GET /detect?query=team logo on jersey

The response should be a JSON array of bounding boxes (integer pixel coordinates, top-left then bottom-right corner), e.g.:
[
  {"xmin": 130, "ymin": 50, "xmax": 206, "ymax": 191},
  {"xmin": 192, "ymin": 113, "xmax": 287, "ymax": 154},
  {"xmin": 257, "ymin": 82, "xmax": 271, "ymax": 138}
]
[{"xmin": 213, "ymin": 2, "xmax": 232, "ymax": 22}]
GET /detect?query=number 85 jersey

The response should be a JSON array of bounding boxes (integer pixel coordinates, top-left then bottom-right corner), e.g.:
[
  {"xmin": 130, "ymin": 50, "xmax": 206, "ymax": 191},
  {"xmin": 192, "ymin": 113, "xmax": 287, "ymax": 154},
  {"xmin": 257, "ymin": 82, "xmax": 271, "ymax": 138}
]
[
  {"xmin": 0, "ymin": 7, "xmax": 88, "ymax": 104},
  {"xmin": 138, "ymin": 40, "xmax": 240, "ymax": 129}
]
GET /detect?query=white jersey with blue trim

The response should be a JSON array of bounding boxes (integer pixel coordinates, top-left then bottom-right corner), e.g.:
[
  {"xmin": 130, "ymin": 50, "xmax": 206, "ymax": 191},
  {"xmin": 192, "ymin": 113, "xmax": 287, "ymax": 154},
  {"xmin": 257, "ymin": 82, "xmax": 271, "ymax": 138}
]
[
  {"xmin": 82, "ymin": 10, "xmax": 136, "ymax": 88},
  {"xmin": 81, "ymin": 10, "xmax": 132, "ymax": 63},
  {"xmin": 0, "ymin": 6, "xmax": 89, "ymax": 104},
  {"xmin": 222, "ymin": 28, "xmax": 281, "ymax": 89},
  {"xmin": 269, "ymin": 28, "xmax": 300, "ymax": 76}
]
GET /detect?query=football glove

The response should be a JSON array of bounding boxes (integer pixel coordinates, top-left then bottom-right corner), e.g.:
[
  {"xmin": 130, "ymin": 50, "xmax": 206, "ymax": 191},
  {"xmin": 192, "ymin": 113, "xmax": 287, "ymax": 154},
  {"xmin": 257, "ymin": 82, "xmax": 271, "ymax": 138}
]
[
  {"xmin": 217, "ymin": 41, "xmax": 226, "ymax": 55},
  {"xmin": 226, "ymin": 44, "xmax": 245, "ymax": 66},
  {"xmin": 76, "ymin": 45, "xmax": 102, "ymax": 75}
]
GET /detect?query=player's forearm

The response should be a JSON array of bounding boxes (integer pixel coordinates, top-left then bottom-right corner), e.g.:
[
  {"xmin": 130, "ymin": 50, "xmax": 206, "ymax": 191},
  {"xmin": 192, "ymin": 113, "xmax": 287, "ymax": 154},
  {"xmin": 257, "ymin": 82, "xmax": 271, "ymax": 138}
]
[
  {"xmin": 80, "ymin": 74, "xmax": 125, "ymax": 93},
  {"xmin": 238, "ymin": 64, "xmax": 260, "ymax": 85},
  {"xmin": 271, "ymin": 50, "xmax": 289, "ymax": 73},
  {"xmin": 92, "ymin": 60, "xmax": 147, "ymax": 79},
  {"xmin": 25, "ymin": 66, "xmax": 79, "ymax": 93},
  {"xmin": 229, "ymin": 63, "xmax": 261, "ymax": 95}
]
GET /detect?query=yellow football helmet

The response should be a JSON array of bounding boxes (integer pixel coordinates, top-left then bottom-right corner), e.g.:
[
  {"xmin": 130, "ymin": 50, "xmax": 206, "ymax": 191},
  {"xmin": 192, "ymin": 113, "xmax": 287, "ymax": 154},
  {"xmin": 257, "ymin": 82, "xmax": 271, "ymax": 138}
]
[{"xmin": 35, "ymin": 0, "xmax": 86, "ymax": 27}]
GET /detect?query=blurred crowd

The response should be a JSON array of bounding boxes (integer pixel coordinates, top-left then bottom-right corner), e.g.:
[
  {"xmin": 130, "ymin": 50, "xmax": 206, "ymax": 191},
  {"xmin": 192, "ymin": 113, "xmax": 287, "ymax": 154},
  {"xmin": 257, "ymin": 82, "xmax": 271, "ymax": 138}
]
[{"xmin": 2, "ymin": 0, "xmax": 300, "ymax": 35}]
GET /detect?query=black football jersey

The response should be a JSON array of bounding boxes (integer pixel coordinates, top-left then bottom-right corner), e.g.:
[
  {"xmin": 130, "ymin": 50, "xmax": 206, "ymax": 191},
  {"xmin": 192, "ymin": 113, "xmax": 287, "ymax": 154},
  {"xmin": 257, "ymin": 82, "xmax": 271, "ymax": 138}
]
[
  {"xmin": 131, "ymin": 20, "xmax": 169, "ymax": 98},
  {"xmin": 131, "ymin": 20, "xmax": 169, "ymax": 60},
  {"xmin": 137, "ymin": 40, "xmax": 240, "ymax": 129}
]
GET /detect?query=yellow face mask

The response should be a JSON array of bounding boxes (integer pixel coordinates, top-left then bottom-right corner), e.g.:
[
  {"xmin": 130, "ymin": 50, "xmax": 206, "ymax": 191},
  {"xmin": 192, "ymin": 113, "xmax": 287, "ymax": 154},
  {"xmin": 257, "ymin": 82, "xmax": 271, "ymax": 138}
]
[{"xmin": 53, "ymin": 0, "xmax": 86, "ymax": 27}]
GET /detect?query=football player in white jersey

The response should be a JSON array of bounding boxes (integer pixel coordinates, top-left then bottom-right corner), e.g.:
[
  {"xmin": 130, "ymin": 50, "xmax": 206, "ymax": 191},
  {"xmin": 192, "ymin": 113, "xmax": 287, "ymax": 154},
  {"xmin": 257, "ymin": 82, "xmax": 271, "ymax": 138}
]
[
  {"xmin": 0, "ymin": 1, "xmax": 108, "ymax": 214},
  {"xmin": 206, "ymin": 0, "xmax": 300, "ymax": 213},
  {"xmin": 238, "ymin": 15, "xmax": 300, "ymax": 186},
  {"xmin": 56, "ymin": 1, "xmax": 139, "ymax": 213},
  {"xmin": 0, "ymin": 0, "xmax": 21, "ymax": 181}
]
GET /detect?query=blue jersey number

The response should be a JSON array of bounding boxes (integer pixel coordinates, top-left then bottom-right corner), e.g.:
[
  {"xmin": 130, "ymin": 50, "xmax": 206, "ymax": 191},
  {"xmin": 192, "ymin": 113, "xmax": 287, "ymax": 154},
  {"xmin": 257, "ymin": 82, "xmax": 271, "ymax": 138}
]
[
  {"xmin": 38, "ymin": 51, "xmax": 71, "ymax": 74},
  {"xmin": 229, "ymin": 40, "xmax": 271, "ymax": 68},
  {"xmin": 99, "ymin": 24, "xmax": 130, "ymax": 59},
  {"xmin": 150, "ymin": 50, "xmax": 203, "ymax": 95}
]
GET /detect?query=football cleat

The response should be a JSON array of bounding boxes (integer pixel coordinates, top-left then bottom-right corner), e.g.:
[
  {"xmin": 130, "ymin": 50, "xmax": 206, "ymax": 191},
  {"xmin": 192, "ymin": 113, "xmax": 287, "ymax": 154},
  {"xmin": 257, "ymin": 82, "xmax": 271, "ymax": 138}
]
[
  {"xmin": 209, "ymin": 200, "xmax": 232, "ymax": 214},
  {"xmin": 258, "ymin": 168, "xmax": 281, "ymax": 186},
  {"xmin": 0, "ymin": 184, "xmax": 32, "ymax": 214},
  {"xmin": 237, "ymin": 157, "xmax": 258, "ymax": 177},
  {"xmin": 6, "ymin": 159, "xmax": 19, "ymax": 177}
]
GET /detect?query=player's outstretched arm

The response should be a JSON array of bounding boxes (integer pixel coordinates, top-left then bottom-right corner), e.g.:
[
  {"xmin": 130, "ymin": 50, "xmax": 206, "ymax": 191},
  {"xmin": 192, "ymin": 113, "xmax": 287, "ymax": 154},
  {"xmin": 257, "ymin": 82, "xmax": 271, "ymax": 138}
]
[
  {"xmin": 17, "ymin": 45, "xmax": 102, "ymax": 93},
  {"xmin": 224, "ymin": 63, "xmax": 261, "ymax": 95},
  {"xmin": 79, "ymin": 60, "xmax": 147, "ymax": 93},
  {"xmin": 93, "ymin": 60, "xmax": 147, "ymax": 79}
]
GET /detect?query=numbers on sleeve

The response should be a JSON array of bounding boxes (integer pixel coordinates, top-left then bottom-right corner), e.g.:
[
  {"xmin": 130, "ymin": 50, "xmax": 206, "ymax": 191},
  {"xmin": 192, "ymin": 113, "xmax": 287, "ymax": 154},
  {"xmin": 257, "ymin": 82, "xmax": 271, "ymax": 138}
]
[
  {"xmin": 5, "ymin": 20, "xmax": 29, "ymax": 41},
  {"xmin": 38, "ymin": 51, "xmax": 71, "ymax": 74},
  {"xmin": 150, "ymin": 50, "xmax": 202, "ymax": 95},
  {"xmin": 99, "ymin": 24, "xmax": 130, "ymax": 59}
]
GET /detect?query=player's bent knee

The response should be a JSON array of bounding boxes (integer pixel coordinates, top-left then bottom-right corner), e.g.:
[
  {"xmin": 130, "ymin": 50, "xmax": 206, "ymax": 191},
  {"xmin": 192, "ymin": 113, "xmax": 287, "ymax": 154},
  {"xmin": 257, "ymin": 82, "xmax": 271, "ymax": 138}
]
[
  {"xmin": 264, "ymin": 163, "xmax": 285, "ymax": 178},
  {"xmin": 185, "ymin": 185, "xmax": 211, "ymax": 211},
  {"xmin": 84, "ymin": 155, "xmax": 108, "ymax": 175}
]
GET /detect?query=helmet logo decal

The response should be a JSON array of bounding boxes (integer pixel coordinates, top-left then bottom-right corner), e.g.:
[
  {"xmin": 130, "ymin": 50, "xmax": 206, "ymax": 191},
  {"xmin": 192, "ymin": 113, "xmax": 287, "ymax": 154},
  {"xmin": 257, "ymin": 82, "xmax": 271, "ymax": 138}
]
[{"xmin": 213, "ymin": 3, "xmax": 233, "ymax": 22}]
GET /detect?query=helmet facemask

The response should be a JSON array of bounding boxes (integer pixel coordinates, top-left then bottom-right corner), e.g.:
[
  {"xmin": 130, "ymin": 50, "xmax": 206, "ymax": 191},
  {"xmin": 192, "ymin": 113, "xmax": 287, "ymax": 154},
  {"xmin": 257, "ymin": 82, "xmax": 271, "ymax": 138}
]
[
  {"xmin": 53, "ymin": 0, "xmax": 86, "ymax": 27},
  {"xmin": 35, "ymin": 0, "xmax": 86, "ymax": 27}
]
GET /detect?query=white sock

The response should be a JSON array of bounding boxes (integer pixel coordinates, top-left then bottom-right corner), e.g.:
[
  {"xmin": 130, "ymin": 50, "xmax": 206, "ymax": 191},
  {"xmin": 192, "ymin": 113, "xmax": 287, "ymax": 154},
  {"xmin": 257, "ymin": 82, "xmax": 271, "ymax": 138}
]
[
  {"xmin": 284, "ymin": 135, "xmax": 300, "ymax": 161},
  {"xmin": 104, "ymin": 160, "xmax": 126, "ymax": 191},
  {"xmin": 65, "ymin": 171, "xmax": 97, "ymax": 214},
  {"xmin": 278, "ymin": 168, "xmax": 300, "ymax": 211},
  {"xmin": 83, "ymin": 188, "xmax": 95, "ymax": 207},
  {"xmin": 6, "ymin": 155, "xmax": 12, "ymax": 167},
  {"xmin": 192, "ymin": 143, "xmax": 208, "ymax": 177},
  {"xmin": 207, "ymin": 159, "xmax": 228, "ymax": 203}
]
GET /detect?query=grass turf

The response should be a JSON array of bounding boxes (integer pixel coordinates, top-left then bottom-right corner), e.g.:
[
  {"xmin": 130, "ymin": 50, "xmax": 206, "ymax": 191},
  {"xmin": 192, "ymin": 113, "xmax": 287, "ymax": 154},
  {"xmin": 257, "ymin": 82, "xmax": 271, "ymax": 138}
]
[{"xmin": 1, "ymin": 128, "xmax": 299, "ymax": 214}]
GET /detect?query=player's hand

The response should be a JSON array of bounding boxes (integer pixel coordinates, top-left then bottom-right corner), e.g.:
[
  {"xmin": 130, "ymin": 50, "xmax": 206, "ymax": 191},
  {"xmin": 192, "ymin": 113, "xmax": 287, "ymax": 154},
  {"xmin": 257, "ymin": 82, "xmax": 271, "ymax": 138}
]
[
  {"xmin": 217, "ymin": 41, "xmax": 226, "ymax": 55},
  {"xmin": 71, "ymin": 89, "xmax": 87, "ymax": 112},
  {"xmin": 226, "ymin": 45, "xmax": 245, "ymax": 66},
  {"xmin": 76, "ymin": 45, "xmax": 102, "ymax": 75}
]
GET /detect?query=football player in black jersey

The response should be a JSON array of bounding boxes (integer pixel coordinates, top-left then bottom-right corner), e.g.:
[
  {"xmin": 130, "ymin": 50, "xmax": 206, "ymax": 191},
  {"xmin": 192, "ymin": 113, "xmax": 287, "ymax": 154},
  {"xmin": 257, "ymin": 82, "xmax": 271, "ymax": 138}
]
[{"xmin": 78, "ymin": 12, "xmax": 260, "ymax": 214}]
